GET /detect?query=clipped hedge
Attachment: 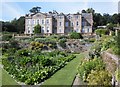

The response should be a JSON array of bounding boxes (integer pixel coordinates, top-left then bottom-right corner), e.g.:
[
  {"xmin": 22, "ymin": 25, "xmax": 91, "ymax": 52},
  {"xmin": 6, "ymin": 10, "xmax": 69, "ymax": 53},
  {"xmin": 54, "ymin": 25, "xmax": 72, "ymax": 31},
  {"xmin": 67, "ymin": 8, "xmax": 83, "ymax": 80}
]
[{"xmin": 69, "ymin": 32, "xmax": 83, "ymax": 39}]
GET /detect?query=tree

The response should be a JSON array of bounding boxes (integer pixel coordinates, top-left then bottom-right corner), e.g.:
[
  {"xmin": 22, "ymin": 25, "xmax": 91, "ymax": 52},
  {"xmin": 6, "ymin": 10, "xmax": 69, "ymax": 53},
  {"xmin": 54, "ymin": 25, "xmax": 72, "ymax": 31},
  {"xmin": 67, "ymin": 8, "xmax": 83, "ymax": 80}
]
[
  {"xmin": 86, "ymin": 8, "xmax": 95, "ymax": 14},
  {"xmin": 29, "ymin": 6, "xmax": 41, "ymax": 13},
  {"xmin": 118, "ymin": 13, "xmax": 120, "ymax": 24},
  {"xmin": 17, "ymin": 16, "xmax": 25, "ymax": 33},
  {"xmin": 34, "ymin": 24, "xmax": 41, "ymax": 34},
  {"xmin": 81, "ymin": 10, "xmax": 86, "ymax": 13},
  {"xmin": 93, "ymin": 13, "xmax": 103, "ymax": 28},
  {"xmin": 112, "ymin": 14, "xmax": 118, "ymax": 24},
  {"xmin": 102, "ymin": 13, "xmax": 112, "ymax": 25}
]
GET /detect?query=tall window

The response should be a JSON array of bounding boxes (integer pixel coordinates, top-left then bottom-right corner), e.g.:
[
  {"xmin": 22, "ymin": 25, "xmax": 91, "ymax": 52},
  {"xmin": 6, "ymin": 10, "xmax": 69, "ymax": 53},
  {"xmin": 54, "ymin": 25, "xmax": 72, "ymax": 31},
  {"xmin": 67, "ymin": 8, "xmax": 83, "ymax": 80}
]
[
  {"xmin": 46, "ymin": 19, "xmax": 49, "ymax": 24},
  {"xmin": 42, "ymin": 27, "xmax": 44, "ymax": 33},
  {"xmin": 37, "ymin": 20, "xmax": 39, "ymax": 24},
  {"xmin": 60, "ymin": 22, "xmax": 62, "ymax": 26},
  {"xmin": 42, "ymin": 20, "xmax": 44, "ymax": 24},
  {"xmin": 87, "ymin": 28, "xmax": 89, "ymax": 33},
  {"xmin": 71, "ymin": 22, "xmax": 73, "ymax": 26},
  {"xmin": 82, "ymin": 28, "xmax": 85, "ymax": 33},
  {"xmin": 76, "ymin": 21, "xmax": 79, "ymax": 26},
  {"xmin": 59, "ymin": 29, "xmax": 61, "ymax": 32},
  {"xmin": 76, "ymin": 15, "xmax": 79, "ymax": 19},
  {"xmin": 32, "ymin": 20, "xmax": 34, "ymax": 24},
  {"xmin": 47, "ymin": 27, "xmax": 49, "ymax": 32},
  {"xmin": 65, "ymin": 22, "xmax": 69, "ymax": 27}
]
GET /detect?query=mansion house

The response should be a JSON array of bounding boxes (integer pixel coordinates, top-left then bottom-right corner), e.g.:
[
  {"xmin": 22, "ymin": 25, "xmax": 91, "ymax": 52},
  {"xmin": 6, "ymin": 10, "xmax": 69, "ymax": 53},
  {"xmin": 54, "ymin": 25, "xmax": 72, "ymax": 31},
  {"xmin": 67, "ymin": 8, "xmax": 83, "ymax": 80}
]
[{"xmin": 25, "ymin": 11, "xmax": 93, "ymax": 34}]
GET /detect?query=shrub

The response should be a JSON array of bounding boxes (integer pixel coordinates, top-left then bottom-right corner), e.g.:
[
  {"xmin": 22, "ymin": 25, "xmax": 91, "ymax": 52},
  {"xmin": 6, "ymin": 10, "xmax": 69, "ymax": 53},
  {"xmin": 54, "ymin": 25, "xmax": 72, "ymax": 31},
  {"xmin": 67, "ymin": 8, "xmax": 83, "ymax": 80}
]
[
  {"xmin": 9, "ymin": 39, "xmax": 20, "ymax": 49},
  {"xmin": 2, "ymin": 34, "xmax": 12, "ymax": 41},
  {"xmin": 95, "ymin": 29, "xmax": 109, "ymax": 36},
  {"xmin": 69, "ymin": 32, "xmax": 83, "ymax": 39},
  {"xmin": 87, "ymin": 70, "xmax": 112, "ymax": 85},
  {"xmin": 115, "ymin": 68, "xmax": 120, "ymax": 82},
  {"xmin": 58, "ymin": 38, "xmax": 67, "ymax": 48},
  {"xmin": 78, "ymin": 58, "xmax": 105, "ymax": 81}
]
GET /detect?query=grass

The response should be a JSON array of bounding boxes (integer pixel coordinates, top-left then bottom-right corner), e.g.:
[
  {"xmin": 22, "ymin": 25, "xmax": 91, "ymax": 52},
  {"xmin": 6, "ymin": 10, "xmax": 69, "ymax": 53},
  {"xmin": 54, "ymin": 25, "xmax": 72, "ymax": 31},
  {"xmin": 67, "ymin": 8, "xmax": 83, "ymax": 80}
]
[
  {"xmin": 0, "ymin": 67, "xmax": 20, "ymax": 87},
  {"xmin": 42, "ymin": 53, "xmax": 84, "ymax": 86}
]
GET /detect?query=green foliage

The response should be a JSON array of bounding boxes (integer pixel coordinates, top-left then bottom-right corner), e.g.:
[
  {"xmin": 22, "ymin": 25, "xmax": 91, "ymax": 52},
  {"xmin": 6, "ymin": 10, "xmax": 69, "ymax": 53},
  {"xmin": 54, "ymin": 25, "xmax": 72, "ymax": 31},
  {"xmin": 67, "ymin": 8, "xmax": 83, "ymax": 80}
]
[
  {"xmin": 2, "ymin": 50, "xmax": 76, "ymax": 85},
  {"xmin": 115, "ymin": 68, "xmax": 120, "ymax": 82},
  {"xmin": 29, "ymin": 6, "xmax": 41, "ymax": 13},
  {"xmin": 95, "ymin": 29, "xmax": 109, "ymax": 36},
  {"xmin": 87, "ymin": 70, "xmax": 112, "ymax": 85},
  {"xmin": 2, "ymin": 17, "xmax": 25, "ymax": 33},
  {"xmin": 107, "ymin": 23, "xmax": 114, "ymax": 30},
  {"xmin": 2, "ymin": 34, "xmax": 12, "ymax": 41},
  {"xmin": 78, "ymin": 58, "xmax": 105, "ymax": 82},
  {"xmin": 58, "ymin": 38, "xmax": 67, "ymax": 48},
  {"xmin": 30, "ymin": 41, "xmax": 44, "ymax": 50},
  {"xmin": 113, "ymin": 31, "xmax": 120, "ymax": 55},
  {"xmin": 69, "ymin": 32, "xmax": 83, "ymax": 39},
  {"xmin": 34, "ymin": 38, "xmax": 57, "ymax": 49},
  {"xmin": 9, "ymin": 39, "xmax": 20, "ymax": 49},
  {"xmin": 34, "ymin": 24, "xmax": 41, "ymax": 34}
]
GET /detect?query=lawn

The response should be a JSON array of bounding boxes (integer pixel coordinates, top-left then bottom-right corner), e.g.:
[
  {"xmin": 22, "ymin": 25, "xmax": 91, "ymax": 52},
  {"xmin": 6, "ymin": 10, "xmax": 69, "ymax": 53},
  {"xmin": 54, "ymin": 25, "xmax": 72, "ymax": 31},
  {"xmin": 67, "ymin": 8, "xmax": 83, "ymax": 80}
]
[
  {"xmin": 0, "ymin": 67, "xmax": 20, "ymax": 87},
  {"xmin": 42, "ymin": 53, "xmax": 84, "ymax": 86}
]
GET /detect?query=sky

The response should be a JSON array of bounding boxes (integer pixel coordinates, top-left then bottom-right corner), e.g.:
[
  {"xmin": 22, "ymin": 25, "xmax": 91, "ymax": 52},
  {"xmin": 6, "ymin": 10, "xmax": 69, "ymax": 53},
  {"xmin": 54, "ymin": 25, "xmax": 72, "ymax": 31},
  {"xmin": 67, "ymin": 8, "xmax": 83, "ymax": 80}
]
[{"xmin": 1, "ymin": 0, "xmax": 120, "ymax": 22}]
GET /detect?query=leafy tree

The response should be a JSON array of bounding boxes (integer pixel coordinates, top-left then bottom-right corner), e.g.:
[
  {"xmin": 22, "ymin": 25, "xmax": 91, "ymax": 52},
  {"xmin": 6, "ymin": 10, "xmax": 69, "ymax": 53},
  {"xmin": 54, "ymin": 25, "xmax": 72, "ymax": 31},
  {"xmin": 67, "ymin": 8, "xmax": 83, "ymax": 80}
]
[
  {"xmin": 86, "ymin": 8, "xmax": 95, "ymax": 14},
  {"xmin": 112, "ymin": 14, "xmax": 119, "ymax": 24},
  {"xmin": 81, "ymin": 10, "xmax": 86, "ymax": 13},
  {"xmin": 2, "ymin": 16, "xmax": 25, "ymax": 33},
  {"xmin": 17, "ymin": 16, "xmax": 25, "ymax": 33},
  {"xmin": 118, "ymin": 13, "xmax": 120, "ymax": 24},
  {"xmin": 87, "ymin": 70, "xmax": 112, "ymax": 85},
  {"xmin": 102, "ymin": 13, "xmax": 112, "ymax": 25},
  {"xmin": 34, "ymin": 24, "xmax": 41, "ymax": 34},
  {"xmin": 93, "ymin": 13, "xmax": 103, "ymax": 28},
  {"xmin": 29, "ymin": 6, "xmax": 41, "ymax": 13}
]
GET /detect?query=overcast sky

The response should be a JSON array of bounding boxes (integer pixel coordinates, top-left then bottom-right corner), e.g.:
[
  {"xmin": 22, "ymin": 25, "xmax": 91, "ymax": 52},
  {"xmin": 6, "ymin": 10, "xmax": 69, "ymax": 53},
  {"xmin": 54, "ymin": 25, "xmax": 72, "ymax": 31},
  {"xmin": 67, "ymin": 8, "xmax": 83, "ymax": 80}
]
[{"xmin": 1, "ymin": 0, "xmax": 120, "ymax": 21}]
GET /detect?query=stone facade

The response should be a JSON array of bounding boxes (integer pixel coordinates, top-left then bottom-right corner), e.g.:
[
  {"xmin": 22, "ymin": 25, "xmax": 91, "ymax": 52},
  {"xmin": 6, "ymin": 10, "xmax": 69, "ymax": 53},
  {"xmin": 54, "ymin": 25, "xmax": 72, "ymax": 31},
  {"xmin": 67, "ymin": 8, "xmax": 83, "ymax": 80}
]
[{"xmin": 25, "ymin": 11, "xmax": 93, "ymax": 34}]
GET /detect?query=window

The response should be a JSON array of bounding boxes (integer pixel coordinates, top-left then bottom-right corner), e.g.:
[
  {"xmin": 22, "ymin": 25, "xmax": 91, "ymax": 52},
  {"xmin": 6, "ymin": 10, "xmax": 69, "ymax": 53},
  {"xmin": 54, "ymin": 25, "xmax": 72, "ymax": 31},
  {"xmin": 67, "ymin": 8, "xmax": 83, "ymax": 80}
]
[
  {"xmin": 65, "ymin": 22, "xmax": 69, "ymax": 27},
  {"xmin": 82, "ymin": 28, "xmax": 85, "ymax": 33},
  {"xmin": 71, "ymin": 22, "xmax": 73, "ymax": 26},
  {"xmin": 32, "ymin": 20, "xmax": 34, "ymax": 24},
  {"xmin": 47, "ymin": 30, "xmax": 49, "ymax": 32},
  {"xmin": 59, "ymin": 16, "xmax": 62, "ymax": 19},
  {"xmin": 87, "ymin": 28, "xmax": 89, "ymax": 33},
  {"xmin": 47, "ymin": 27, "xmax": 49, "ymax": 32},
  {"xmin": 60, "ymin": 22, "xmax": 62, "ymax": 26},
  {"xmin": 76, "ymin": 29, "xmax": 79, "ymax": 32},
  {"xmin": 28, "ymin": 30, "xmax": 30, "ymax": 33},
  {"xmin": 46, "ymin": 19, "xmax": 49, "ymax": 24},
  {"xmin": 59, "ymin": 29, "xmax": 61, "ymax": 32},
  {"xmin": 42, "ymin": 27, "xmax": 44, "ymax": 32},
  {"xmin": 37, "ymin": 20, "xmax": 39, "ymax": 24},
  {"xmin": 28, "ymin": 19, "xmax": 31, "ymax": 24},
  {"xmin": 76, "ymin": 21, "xmax": 79, "ymax": 26},
  {"xmin": 42, "ymin": 20, "xmax": 44, "ymax": 24},
  {"xmin": 76, "ymin": 15, "xmax": 79, "ymax": 19}
]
